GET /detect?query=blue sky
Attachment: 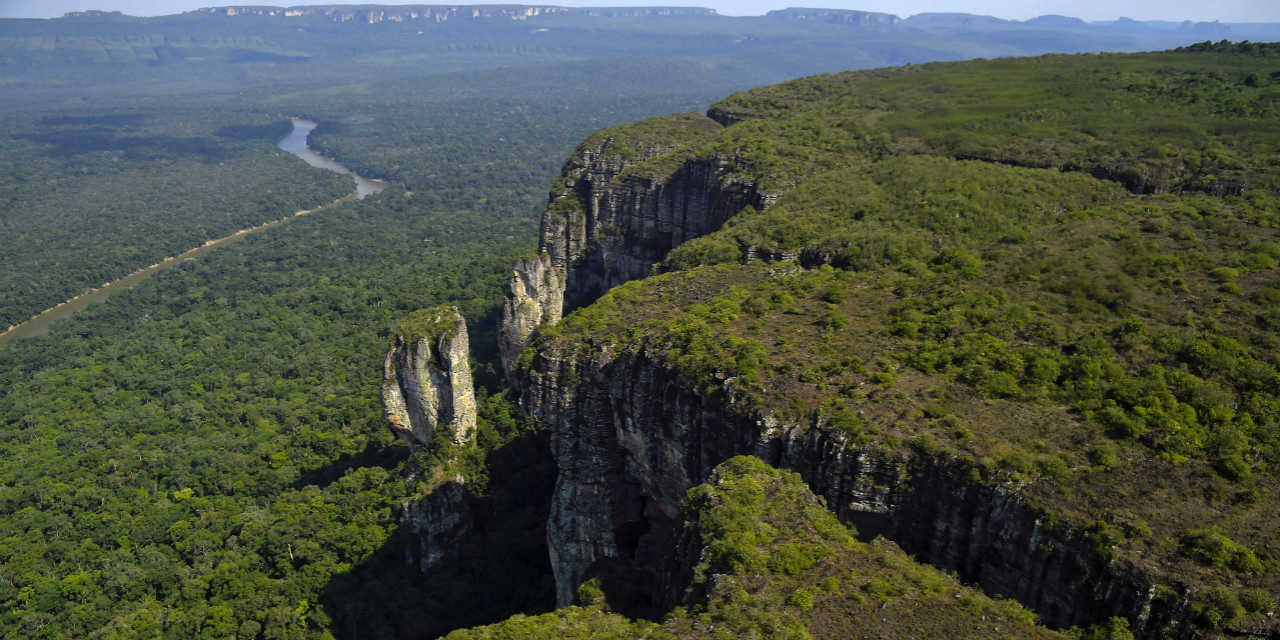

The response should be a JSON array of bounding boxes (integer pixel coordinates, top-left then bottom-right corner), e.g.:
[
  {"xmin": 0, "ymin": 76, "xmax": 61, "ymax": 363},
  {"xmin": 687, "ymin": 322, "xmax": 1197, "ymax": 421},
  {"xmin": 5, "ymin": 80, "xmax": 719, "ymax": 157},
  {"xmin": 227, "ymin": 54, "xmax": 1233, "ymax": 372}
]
[{"xmin": 2, "ymin": 0, "xmax": 1277, "ymax": 22}]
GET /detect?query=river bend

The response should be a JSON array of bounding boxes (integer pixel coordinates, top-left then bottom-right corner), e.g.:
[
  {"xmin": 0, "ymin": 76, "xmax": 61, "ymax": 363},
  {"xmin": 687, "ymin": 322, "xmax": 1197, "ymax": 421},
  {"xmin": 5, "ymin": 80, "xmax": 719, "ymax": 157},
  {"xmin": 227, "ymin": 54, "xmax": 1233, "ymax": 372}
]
[{"xmin": 0, "ymin": 119, "xmax": 385, "ymax": 346}]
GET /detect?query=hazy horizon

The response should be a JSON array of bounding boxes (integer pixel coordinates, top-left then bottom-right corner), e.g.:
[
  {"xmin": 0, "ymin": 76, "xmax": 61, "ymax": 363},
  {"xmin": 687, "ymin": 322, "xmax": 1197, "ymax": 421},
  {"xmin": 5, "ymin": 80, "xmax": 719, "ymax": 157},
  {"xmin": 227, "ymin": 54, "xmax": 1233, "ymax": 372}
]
[{"xmin": 1, "ymin": 0, "xmax": 1278, "ymax": 23}]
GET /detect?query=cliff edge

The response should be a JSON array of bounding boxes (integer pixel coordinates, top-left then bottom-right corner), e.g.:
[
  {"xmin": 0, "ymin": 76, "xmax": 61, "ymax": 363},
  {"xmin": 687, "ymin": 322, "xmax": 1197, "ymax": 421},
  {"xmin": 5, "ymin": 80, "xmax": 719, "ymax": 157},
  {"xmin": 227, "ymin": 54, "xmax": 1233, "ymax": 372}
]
[
  {"xmin": 502, "ymin": 45, "xmax": 1280, "ymax": 640},
  {"xmin": 498, "ymin": 112, "xmax": 783, "ymax": 379}
]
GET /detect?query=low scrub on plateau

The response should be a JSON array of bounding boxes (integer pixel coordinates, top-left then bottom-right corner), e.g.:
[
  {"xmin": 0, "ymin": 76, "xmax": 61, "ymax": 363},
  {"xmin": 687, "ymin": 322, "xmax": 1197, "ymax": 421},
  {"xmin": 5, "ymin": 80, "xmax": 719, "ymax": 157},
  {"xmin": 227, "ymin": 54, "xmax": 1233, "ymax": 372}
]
[{"xmin": 530, "ymin": 45, "xmax": 1280, "ymax": 634}]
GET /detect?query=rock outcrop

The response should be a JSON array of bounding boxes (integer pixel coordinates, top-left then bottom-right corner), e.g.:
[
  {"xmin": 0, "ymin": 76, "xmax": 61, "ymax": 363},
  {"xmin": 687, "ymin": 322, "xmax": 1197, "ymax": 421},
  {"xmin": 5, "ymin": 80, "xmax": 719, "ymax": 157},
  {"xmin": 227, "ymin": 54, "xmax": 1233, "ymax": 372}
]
[
  {"xmin": 500, "ymin": 60, "xmax": 1280, "ymax": 638},
  {"xmin": 401, "ymin": 481, "xmax": 472, "ymax": 572},
  {"xmin": 499, "ymin": 254, "xmax": 564, "ymax": 381},
  {"xmin": 517, "ymin": 346, "xmax": 1199, "ymax": 637},
  {"xmin": 497, "ymin": 109, "xmax": 1209, "ymax": 635},
  {"xmin": 499, "ymin": 113, "xmax": 779, "ymax": 379},
  {"xmin": 382, "ymin": 305, "xmax": 476, "ymax": 447}
]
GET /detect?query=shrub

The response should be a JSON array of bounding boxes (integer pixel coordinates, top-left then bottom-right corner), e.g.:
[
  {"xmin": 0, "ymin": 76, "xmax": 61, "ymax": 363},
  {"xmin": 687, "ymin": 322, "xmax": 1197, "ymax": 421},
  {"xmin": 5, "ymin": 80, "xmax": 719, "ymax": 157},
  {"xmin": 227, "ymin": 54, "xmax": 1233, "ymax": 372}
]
[
  {"xmin": 768, "ymin": 543, "xmax": 828, "ymax": 575},
  {"xmin": 576, "ymin": 578, "xmax": 606, "ymax": 607},
  {"xmin": 998, "ymin": 451, "xmax": 1035, "ymax": 474},
  {"xmin": 1238, "ymin": 588, "xmax": 1274, "ymax": 613},
  {"xmin": 1202, "ymin": 587, "xmax": 1243, "ymax": 626},
  {"xmin": 862, "ymin": 578, "xmax": 905, "ymax": 601},
  {"xmin": 1037, "ymin": 455, "xmax": 1072, "ymax": 480},
  {"xmin": 815, "ymin": 309, "xmax": 848, "ymax": 332},
  {"xmin": 1180, "ymin": 530, "xmax": 1265, "ymax": 573},
  {"xmin": 1088, "ymin": 442, "xmax": 1120, "ymax": 468},
  {"xmin": 786, "ymin": 587, "xmax": 814, "ymax": 610},
  {"xmin": 1074, "ymin": 617, "xmax": 1135, "ymax": 640},
  {"xmin": 922, "ymin": 405, "xmax": 950, "ymax": 419},
  {"xmin": 979, "ymin": 370, "xmax": 1022, "ymax": 398}
]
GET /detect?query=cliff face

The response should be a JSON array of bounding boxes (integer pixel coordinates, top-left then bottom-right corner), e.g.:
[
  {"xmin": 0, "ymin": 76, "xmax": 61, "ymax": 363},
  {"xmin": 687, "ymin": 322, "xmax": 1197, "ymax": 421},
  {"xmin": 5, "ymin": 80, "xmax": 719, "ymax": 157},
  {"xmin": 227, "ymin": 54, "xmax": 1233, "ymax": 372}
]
[
  {"xmin": 499, "ymin": 254, "xmax": 565, "ymax": 379},
  {"xmin": 501, "ymin": 129, "xmax": 1209, "ymax": 636},
  {"xmin": 500, "ymin": 52, "xmax": 1280, "ymax": 638},
  {"xmin": 518, "ymin": 347, "xmax": 1197, "ymax": 637},
  {"xmin": 401, "ymin": 481, "xmax": 472, "ymax": 571},
  {"xmin": 382, "ymin": 306, "xmax": 476, "ymax": 447},
  {"xmin": 499, "ymin": 114, "xmax": 777, "ymax": 377}
]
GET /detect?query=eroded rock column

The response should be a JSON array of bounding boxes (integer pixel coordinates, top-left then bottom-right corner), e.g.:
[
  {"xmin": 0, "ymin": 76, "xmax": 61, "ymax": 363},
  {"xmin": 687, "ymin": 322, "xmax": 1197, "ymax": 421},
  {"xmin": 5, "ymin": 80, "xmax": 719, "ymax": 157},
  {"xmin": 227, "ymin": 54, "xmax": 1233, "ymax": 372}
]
[{"xmin": 382, "ymin": 305, "xmax": 476, "ymax": 447}]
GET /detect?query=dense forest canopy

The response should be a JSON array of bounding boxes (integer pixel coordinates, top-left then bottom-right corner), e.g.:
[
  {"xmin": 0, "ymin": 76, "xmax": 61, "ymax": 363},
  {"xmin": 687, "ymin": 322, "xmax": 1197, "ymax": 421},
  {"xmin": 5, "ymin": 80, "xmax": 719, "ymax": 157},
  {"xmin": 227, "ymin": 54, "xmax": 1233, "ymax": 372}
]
[{"xmin": 0, "ymin": 4, "xmax": 1278, "ymax": 640}]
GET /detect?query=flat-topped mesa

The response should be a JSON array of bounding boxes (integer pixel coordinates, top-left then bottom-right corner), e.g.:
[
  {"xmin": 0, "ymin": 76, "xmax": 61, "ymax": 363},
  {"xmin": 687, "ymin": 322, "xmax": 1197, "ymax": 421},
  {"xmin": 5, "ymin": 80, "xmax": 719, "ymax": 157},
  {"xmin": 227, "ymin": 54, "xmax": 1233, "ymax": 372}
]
[
  {"xmin": 764, "ymin": 7, "xmax": 902, "ymax": 25},
  {"xmin": 198, "ymin": 5, "xmax": 715, "ymax": 23},
  {"xmin": 499, "ymin": 112, "xmax": 783, "ymax": 379},
  {"xmin": 382, "ymin": 305, "xmax": 476, "ymax": 447},
  {"xmin": 200, "ymin": 5, "xmax": 572, "ymax": 22}
]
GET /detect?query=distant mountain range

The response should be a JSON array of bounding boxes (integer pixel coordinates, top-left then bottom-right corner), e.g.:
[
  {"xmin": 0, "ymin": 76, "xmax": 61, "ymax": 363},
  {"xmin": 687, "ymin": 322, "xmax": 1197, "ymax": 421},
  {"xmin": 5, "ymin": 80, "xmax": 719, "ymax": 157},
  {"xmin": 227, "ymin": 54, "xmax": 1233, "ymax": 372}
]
[{"xmin": 2, "ymin": 4, "xmax": 1277, "ymax": 109}]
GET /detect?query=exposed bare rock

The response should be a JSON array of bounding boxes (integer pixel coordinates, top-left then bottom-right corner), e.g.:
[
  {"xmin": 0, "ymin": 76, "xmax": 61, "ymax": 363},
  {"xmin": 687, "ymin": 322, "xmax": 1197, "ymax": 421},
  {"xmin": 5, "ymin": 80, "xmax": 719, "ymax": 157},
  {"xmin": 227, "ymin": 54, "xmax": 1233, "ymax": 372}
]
[
  {"xmin": 382, "ymin": 305, "xmax": 476, "ymax": 447},
  {"xmin": 402, "ymin": 481, "xmax": 471, "ymax": 571},
  {"xmin": 498, "ymin": 113, "xmax": 780, "ymax": 379},
  {"xmin": 516, "ymin": 344, "xmax": 1200, "ymax": 638},
  {"xmin": 499, "ymin": 254, "xmax": 564, "ymax": 382}
]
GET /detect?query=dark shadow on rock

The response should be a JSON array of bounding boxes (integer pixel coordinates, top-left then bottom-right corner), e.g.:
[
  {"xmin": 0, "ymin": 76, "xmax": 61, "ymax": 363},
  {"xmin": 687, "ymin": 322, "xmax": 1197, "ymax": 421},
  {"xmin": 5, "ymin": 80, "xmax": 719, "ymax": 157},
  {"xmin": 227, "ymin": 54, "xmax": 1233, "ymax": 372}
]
[
  {"xmin": 467, "ymin": 303, "xmax": 506, "ymax": 395},
  {"xmin": 321, "ymin": 429, "xmax": 557, "ymax": 639}
]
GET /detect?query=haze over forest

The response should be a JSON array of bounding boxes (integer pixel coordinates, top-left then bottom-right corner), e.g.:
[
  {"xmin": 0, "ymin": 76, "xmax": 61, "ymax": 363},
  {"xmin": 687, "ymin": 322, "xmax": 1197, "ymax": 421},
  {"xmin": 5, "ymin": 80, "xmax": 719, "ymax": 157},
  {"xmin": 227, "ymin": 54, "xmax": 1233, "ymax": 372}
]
[{"xmin": 4, "ymin": 0, "xmax": 1280, "ymax": 22}]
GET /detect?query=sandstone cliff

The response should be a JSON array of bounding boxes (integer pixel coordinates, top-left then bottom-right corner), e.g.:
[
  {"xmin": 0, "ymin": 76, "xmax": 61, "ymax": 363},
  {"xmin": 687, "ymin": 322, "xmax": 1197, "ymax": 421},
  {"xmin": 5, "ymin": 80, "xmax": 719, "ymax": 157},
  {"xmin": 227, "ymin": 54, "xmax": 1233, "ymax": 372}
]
[
  {"xmin": 382, "ymin": 305, "xmax": 476, "ymax": 447},
  {"xmin": 518, "ymin": 345, "xmax": 1198, "ymax": 636},
  {"xmin": 436, "ymin": 456, "xmax": 1066, "ymax": 640},
  {"xmin": 501, "ymin": 136, "xmax": 1220, "ymax": 636},
  {"xmin": 401, "ymin": 481, "xmax": 472, "ymax": 572},
  {"xmin": 496, "ymin": 52, "xmax": 1280, "ymax": 640},
  {"xmin": 498, "ymin": 113, "xmax": 780, "ymax": 378}
]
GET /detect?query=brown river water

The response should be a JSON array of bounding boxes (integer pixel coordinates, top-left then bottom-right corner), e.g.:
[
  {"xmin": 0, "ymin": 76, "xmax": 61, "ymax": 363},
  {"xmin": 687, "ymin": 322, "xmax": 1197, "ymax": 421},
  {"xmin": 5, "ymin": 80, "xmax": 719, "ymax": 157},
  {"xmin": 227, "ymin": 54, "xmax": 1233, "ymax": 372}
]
[{"xmin": 0, "ymin": 119, "xmax": 386, "ymax": 347}]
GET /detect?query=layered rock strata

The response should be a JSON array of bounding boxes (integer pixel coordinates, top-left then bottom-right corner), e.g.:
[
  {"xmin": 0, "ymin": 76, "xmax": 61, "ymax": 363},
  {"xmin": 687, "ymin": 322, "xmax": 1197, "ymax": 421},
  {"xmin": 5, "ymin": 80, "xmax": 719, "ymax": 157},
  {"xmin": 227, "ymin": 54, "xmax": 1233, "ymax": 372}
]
[
  {"xmin": 518, "ymin": 347, "xmax": 1199, "ymax": 638},
  {"xmin": 499, "ymin": 114, "xmax": 778, "ymax": 378},
  {"xmin": 382, "ymin": 305, "xmax": 476, "ymax": 447}
]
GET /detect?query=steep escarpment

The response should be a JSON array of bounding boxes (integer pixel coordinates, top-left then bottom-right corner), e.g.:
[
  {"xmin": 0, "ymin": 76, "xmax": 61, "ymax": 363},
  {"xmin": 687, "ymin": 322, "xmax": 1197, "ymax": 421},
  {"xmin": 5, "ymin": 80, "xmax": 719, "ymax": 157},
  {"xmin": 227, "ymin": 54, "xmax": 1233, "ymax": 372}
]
[
  {"xmin": 383, "ymin": 305, "xmax": 477, "ymax": 447},
  {"xmin": 506, "ymin": 46, "xmax": 1280, "ymax": 640},
  {"xmin": 373, "ymin": 307, "xmax": 558, "ymax": 637},
  {"xmin": 499, "ymin": 113, "xmax": 781, "ymax": 377},
  {"xmin": 520, "ymin": 344, "xmax": 1193, "ymax": 633},
  {"xmin": 443, "ymin": 456, "xmax": 1064, "ymax": 640}
]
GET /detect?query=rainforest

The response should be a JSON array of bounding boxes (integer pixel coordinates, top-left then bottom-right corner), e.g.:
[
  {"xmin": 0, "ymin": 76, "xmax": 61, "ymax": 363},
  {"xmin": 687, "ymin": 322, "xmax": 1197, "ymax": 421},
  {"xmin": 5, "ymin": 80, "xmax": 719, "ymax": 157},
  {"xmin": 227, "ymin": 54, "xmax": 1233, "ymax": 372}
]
[{"xmin": 0, "ymin": 5, "xmax": 1277, "ymax": 640}]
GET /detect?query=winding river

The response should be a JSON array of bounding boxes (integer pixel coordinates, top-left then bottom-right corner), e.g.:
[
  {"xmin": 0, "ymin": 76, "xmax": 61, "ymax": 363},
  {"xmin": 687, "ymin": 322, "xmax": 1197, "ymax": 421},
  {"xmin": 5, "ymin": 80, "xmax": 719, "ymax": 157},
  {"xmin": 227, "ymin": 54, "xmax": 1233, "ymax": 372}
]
[{"xmin": 0, "ymin": 119, "xmax": 386, "ymax": 347}]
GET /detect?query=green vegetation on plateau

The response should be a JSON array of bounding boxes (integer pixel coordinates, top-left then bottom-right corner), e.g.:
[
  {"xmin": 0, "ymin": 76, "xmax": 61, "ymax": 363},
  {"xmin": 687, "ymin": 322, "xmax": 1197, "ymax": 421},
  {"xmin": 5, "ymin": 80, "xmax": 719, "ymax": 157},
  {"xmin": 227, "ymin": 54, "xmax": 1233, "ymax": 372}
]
[
  {"xmin": 528, "ymin": 43, "xmax": 1280, "ymax": 633},
  {"xmin": 396, "ymin": 306, "xmax": 463, "ymax": 345},
  {"xmin": 444, "ymin": 456, "xmax": 1062, "ymax": 640}
]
